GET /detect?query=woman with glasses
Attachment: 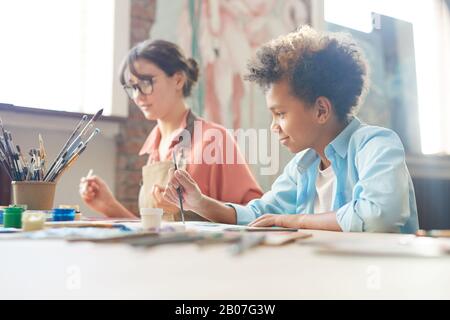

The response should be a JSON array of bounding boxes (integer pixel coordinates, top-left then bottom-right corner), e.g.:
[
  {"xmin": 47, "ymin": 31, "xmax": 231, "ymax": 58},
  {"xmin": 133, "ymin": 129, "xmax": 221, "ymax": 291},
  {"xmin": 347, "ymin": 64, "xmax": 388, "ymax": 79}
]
[{"xmin": 79, "ymin": 39, "xmax": 263, "ymax": 220}]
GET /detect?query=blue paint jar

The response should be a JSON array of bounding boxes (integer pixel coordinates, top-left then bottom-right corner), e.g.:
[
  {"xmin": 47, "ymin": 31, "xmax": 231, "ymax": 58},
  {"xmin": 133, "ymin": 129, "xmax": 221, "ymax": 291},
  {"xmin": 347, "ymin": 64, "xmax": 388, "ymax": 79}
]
[
  {"xmin": 52, "ymin": 208, "xmax": 76, "ymax": 222},
  {"xmin": 0, "ymin": 209, "xmax": 3, "ymax": 225}
]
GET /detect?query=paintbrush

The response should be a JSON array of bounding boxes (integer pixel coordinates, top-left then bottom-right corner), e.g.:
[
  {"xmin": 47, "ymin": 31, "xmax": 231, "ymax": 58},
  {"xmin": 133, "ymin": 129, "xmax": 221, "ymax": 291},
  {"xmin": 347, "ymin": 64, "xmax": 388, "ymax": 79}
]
[
  {"xmin": 0, "ymin": 137, "xmax": 12, "ymax": 169},
  {"xmin": 0, "ymin": 117, "xmax": 6, "ymax": 138},
  {"xmin": 52, "ymin": 143, "xmax": 88, "ymax": 182},
  {"xmin": 51, "ymin": 128, "xmax": 100, "ymax": 182},
  {"xmin": 47, "ymin": 109, "xmax": 102, "ymax": 178},
  {"xmin": 4, "ymin": 131, "xmax": 20, "ymax": 180},
  {"xmin": 79, "ymin": 108, "xmax": 103, "ymax": 138},
  {"xmin": 38, "ymin": 134, "xmax": 47, "ymax": 170},
  {"xmin": 0, "ymin": 147, "xmax": 13, "ymax": 180},
  {"xmin": 84, "ymin": 128, "xmax": 100, "ymax": 146},
  {"xmin": 44, "ymin": 114, "xmax": 88, "ymax": 181},
  {"xmin": 0, "ymin": 122, "xmax": 16, "ymax": 175},
  {"xmin": 47, "ymin": 141, "xmax": 84, "ymax": 181},
  {"xmin": 16, "ymin": 145, "xmax": 28, "ymax": 180},
  {"xmin": 172, "ymin": 150, "xmax": 186, "ymax": 225}
]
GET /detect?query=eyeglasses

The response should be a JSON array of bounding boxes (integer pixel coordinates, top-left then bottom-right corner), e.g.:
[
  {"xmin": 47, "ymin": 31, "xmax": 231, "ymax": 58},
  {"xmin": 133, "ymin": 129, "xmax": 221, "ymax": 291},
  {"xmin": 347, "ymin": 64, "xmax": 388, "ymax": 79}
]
[{"xmin": 123, "ymin": 77, "xmax": 155, "ymax": 99}]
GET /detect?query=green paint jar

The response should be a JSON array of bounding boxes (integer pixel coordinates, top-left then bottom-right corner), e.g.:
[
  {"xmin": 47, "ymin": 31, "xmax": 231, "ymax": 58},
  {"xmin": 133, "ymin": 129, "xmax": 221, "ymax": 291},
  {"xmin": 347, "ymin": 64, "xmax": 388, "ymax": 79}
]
[{"xmin": 4, "ymin": 207, "xmax": 25, "ymax": 228}]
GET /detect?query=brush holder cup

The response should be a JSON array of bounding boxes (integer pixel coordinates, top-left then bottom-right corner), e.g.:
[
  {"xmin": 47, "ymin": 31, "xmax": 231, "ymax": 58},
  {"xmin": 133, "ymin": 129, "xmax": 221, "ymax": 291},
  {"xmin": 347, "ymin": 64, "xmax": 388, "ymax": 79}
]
[{"xmin": 11, "ymin": 181, "xmax": 56, "ymax": 210}]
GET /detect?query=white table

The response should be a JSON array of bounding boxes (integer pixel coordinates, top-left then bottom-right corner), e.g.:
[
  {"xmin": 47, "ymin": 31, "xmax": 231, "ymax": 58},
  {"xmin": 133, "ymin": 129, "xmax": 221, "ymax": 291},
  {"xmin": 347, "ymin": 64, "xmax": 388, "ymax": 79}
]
[{"xmin": 1, "ymin": 226, "xmax": 450, "ymax": 299}]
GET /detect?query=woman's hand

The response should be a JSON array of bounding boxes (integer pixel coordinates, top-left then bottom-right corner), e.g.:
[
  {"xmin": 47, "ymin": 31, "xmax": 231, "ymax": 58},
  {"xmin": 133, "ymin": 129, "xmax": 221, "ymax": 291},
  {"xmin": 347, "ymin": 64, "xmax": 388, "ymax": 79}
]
[
  {"xmin": 248, "ymin": 214, "xmax": 303, "ymax": 229},
  {"xmin": 163, "ymin": 169, "xmax": 204, "ymax": 211},
  {"xmin": 79, "ymin": 175, "xmax": 117, "ymax": 215},
  {"xmin": 152, "ymin": 184, "xmax": 180, "ymax": 215}
]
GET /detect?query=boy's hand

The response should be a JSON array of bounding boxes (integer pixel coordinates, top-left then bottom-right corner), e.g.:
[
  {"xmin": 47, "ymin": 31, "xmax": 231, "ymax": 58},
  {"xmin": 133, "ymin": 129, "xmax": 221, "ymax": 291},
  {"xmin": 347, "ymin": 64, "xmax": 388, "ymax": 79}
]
[{"xmin": 249, "ymin": 214, "xmax": 302, "ymax": 229}]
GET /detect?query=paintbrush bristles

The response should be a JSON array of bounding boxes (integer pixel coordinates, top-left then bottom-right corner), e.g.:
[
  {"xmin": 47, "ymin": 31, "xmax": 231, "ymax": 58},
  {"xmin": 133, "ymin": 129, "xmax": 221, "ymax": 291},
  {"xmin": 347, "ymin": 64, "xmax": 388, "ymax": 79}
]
[
  {"xmin": 92, "ymin": 108, "xmax": 103, "ymax": 121},
  {"xmin": 79, "ymin": 108, "xmax": 103, "ymax": 138}
]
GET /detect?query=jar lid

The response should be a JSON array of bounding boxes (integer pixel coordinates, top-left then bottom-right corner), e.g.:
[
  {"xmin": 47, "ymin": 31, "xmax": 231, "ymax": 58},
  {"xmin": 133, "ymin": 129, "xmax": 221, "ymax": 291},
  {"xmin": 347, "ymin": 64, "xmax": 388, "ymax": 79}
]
[
  {"xmin": 5, "ymin": 207, "xmax": 24, "ymax": 214},
  {"xmin": 53, "ymin": 208, "xmax": 76, "ymax": 215}
]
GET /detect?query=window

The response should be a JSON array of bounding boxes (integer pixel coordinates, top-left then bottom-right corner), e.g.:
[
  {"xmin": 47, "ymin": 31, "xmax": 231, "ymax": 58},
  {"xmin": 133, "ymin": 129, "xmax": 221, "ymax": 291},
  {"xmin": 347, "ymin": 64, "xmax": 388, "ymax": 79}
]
[
  {"xmin": 324, "ymin": 0, "xmax": 450, "ymax": 155},
  {"xmin": 0, "ymin": 0, "xmax": 130, "ymax": 117}
]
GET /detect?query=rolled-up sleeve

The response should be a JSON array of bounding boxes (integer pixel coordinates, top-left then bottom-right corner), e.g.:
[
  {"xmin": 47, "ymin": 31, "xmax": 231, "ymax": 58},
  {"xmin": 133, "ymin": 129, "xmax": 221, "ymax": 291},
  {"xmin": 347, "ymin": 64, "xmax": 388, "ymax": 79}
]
[
  {"xmin": 336, "ymin": 131, "xmax": 412, "ymax": 232},
  {"xmin": 227, "ymin": 157, "xmax": 300, "ymax": 225}
]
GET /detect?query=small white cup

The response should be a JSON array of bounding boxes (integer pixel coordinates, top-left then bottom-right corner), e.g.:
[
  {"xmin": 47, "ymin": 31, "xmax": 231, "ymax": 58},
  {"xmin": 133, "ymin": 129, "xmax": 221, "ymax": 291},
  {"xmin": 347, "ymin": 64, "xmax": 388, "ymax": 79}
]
[{"xmin": 140, "ymin": 208, "xmax": 163, "ymax": 230}]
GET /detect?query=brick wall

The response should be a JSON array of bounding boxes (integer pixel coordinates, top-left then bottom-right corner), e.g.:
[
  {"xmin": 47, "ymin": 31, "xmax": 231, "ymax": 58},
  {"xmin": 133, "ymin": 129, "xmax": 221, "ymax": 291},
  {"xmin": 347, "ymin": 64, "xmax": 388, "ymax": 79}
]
[{"xmin": 115, "ymin": 0, "xmax": 157, "ymax": 215}]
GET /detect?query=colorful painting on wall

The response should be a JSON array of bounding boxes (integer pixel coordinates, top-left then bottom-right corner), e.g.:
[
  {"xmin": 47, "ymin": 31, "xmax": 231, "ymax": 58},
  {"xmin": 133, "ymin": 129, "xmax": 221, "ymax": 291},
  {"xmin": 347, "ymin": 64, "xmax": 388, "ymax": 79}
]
[{"xmin": 151, "ymin": 0, "xmax": 312, "ymax": 130}]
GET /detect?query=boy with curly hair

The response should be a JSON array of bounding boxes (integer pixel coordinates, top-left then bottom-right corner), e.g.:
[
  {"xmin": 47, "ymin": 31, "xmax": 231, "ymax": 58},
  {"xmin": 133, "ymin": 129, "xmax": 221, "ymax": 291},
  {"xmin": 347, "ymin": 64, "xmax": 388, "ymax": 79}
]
[{"xmin": 164, "ymin": 26, "xmax": 419, "ymax": 233}]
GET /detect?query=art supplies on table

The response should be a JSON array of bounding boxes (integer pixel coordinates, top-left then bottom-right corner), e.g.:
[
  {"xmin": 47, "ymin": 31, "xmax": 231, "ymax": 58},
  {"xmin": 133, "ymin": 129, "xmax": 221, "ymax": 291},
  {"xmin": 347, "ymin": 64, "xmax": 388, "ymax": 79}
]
[
  {"xmin": 140, "ymin": 208, "xmax": 163, "ymax": 230},
  {"xmin": 11, "ymin": 181, "xmax": 56, "ymax": 210},
  {"xmin": 180, "ymin": 221, "xmax": 299, "ymax": 233},
  {"xmin": 0, "ymin": 207, "xmax": 5, "ymax": 225},
  {"xmin": 67, "ymin": 230, "xmax": 160, "ymax": 243},
  {"xmin": 44, "ymin": 220, "xmax": 132, "ymax": 230},
  {"xmin": 0, "ymin": 228, "xmax": 21, "ymax": 234},
  {"xmin": 3, "ymin": 206, "xmax": 24, "ymax": 228},
  {"xmin": 0, "ymin": 109, "xmax": 102, "ymax": 183},
  {"xmin": 0, "ymin": 219, "xmax": 313, "ymax": 255},
  {"xmin": 224, "ymin": 226, "xmax": 300, "ymax": 232},
  {"xmin": 229, "ymin": 234, "xmax": 266, "ymax": 256},
  {"xmin": 82, "ymin": 217, "xmax": 140, "ymax": 223},
  {"xmin": 227, "ymin": 231, "xmax": 313, "ymax": 256},
  {"xmin": 195, "ymin": 232, "xmax": 243, "ymax": 247},
  {"xmin": 115, "ymin": 232, "xmax": 204, "ymax": 248},
  {"xmin": 0, "ymin": 220, "xmax": 135, "ymax": 240},
  {"xmin": 44, "ymin": 109, "xmax": 102, "ymax": 182},
  {"xmin": 52, "ymin": 208, "xmax": 76, "ymax": 222},
  {"xmin": 9, "ymin": 227, "xmax": 130, "ymax": 241},
  {"xmin": 263, "ymin": 231, "xmax": 312, "ymax": 246},
  {"xmin": 22, "ymin": 211, "xmax": 46, "ymax": 232},
  {"xmin": 57, "ymin": 205, "xmax": 82, "ymax": 220}
]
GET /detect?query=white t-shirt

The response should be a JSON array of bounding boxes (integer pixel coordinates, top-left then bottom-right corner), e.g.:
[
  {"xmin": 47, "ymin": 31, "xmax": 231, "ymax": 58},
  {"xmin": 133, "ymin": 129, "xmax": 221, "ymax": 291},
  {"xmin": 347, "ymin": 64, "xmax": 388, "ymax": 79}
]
[{"xmin": 313, "ymin": 165, "xmax": 336, "ymax": 213}]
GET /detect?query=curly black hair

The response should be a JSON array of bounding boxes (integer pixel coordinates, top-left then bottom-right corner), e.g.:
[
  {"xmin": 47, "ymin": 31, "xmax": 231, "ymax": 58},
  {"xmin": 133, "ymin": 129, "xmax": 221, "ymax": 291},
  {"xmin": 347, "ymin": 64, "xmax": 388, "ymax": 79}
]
[{"xmin": 245, "ymin": 26, "xmax": 369, "ymax": 121}]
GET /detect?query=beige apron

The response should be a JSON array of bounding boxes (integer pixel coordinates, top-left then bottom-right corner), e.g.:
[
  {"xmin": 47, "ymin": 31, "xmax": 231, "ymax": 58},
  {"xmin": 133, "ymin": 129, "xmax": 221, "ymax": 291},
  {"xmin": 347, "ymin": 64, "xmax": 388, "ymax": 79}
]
[{"xmin": 138, "ymin": 150, "xmax": 207, "ymax": 222}]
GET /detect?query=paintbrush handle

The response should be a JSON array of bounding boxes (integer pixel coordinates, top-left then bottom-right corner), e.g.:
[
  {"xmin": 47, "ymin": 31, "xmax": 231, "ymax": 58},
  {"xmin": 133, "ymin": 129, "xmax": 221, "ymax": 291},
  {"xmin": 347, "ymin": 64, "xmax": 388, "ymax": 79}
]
[
  {"xmin": 52, "ymin": 146, "xmax": 86, "ymax": 182},
  {"xmin": 79, "ymin": 109, "xmax": 102, "ymax": 138},
  {"xmin": 45, "ymin": 115, "xmax": 87, "ymax": 180}
]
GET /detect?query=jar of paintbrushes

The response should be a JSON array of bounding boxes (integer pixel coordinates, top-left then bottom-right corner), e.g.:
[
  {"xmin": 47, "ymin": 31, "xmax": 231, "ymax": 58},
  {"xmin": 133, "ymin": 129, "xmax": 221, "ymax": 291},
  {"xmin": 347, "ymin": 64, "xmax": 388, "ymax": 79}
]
[{"xmin": 0, "ymin": 109, "xmax": 102, "ymax": 210}]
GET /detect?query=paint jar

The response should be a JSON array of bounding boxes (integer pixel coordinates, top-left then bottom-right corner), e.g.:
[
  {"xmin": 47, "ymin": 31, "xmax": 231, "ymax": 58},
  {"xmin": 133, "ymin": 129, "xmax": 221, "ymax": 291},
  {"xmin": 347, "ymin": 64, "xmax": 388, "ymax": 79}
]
[
  {"xmin": 52, "ymin": 208, "xmax": 76, "ymax": 222},
  {"xmin": 11, "ymin": 181, "xmax": 56, "ymax": 210},
  {"xmin": 140, "ymin": 208, "xmax": 163, "ymax": 230},
  {"xmin": 58, "ymin": 205, "xmax": 82, "ymax": 220},
  {"xmin": 3, "ymin": 207, "xmax": 25, "ymax": 228},
  {"xmin": 22, "ymin": 211, "xmax": 46, "ymax": 232}
]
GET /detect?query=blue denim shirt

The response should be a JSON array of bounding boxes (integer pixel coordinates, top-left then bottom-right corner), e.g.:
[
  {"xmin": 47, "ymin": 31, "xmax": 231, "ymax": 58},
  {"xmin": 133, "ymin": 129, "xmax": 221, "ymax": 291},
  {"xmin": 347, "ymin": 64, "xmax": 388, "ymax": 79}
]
[{"xmin": 228, "ymin": 118, "xmax": 419, "ymax": 233}]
